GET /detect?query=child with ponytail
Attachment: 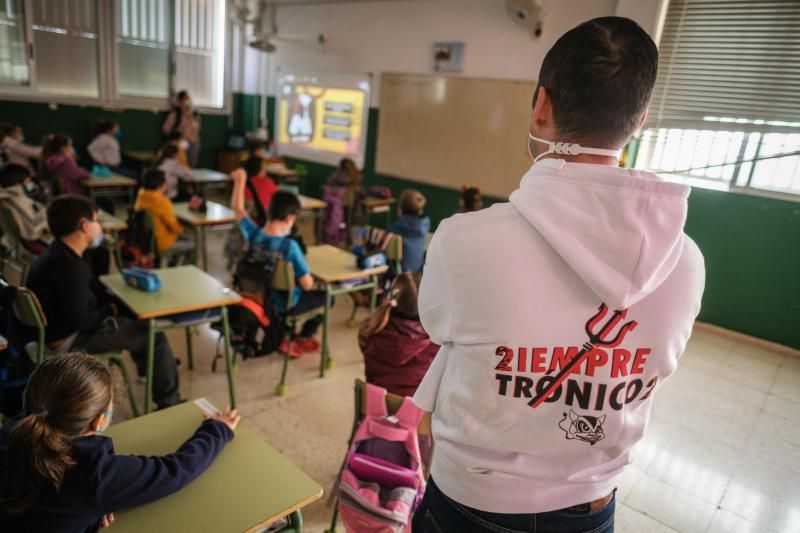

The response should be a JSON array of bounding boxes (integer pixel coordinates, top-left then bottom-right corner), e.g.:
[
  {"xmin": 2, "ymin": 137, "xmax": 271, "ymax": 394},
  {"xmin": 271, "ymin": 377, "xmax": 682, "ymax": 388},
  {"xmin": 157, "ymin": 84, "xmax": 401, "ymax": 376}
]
[
  {"xmin": 359, "ymin": 272, "xmax": 439, "ymax": 398},
  {"xmin": 0, "ymin": 353, "xmax": 239, "ymax": 532}
]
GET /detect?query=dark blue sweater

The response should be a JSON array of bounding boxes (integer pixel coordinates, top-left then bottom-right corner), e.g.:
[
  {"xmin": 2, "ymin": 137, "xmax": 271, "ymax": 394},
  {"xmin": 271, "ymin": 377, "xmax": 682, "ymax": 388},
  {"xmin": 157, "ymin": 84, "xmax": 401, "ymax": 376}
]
[{"xmin": 0, "ymin": 418, "xmax": 234, "ymax": 532}]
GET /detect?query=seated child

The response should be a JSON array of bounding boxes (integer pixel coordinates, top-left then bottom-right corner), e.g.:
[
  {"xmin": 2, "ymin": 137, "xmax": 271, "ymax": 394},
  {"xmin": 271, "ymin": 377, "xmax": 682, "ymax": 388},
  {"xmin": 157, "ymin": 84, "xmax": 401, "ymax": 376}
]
[
  {"xmin": 242, "ymin": 143, "xmax": 278, "ymax": 226},
  {"xmin": 87, "ymin": 120, "xmax": 121, "ymax": 168},
  {"xmin": 0, "ymin": 123, "xmax": 42, "ymax": 176},
  {"xmin": 133, "ymin": 169, "xmax": 193, "ymax": 263},
  {"xmin": 230, "ymin": 169, "xmax": 326, "ymax": 357},
  {"xmin": 26, "ymin": 195, "xmax": 181, "ymax": 407},
  {"xmin": 359, "ymin": 272, "xmax": 439, "ymax": 398},
  {"xmin": 0, "ymin": 163, "xmax": 50, "ymax": 253},
  {"xmin": 156, "ymin": 144, "xmax": 193, "ymax": 199},
  {"xmin": 0, "ymin": 353, "xmax": 239, "ymax": 532},
  {"xmin": 388, "ymin": 189, "xmax": 431, "ymax": 273},
  {"xmin": 459, "ymin": 185, "xmax": 483, "ymax": 213},
  {"xmin": 41, "ymin": 134, "xmax": 89, "ymax": 196}
]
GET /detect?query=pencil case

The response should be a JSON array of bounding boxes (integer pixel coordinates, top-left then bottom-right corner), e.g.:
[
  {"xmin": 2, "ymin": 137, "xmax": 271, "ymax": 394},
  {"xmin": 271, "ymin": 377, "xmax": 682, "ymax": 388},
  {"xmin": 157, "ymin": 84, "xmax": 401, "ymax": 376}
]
[
  {"xmin": 122, "ymin": 268, "xmax": 162, "ymax": 292},
  {"xmin": 91, "ymin": 165, "xmax": 112, "ymax": 177},
  {"xmin": 356, "ymin": 251, "xmax": 387, "ymax": 269}
]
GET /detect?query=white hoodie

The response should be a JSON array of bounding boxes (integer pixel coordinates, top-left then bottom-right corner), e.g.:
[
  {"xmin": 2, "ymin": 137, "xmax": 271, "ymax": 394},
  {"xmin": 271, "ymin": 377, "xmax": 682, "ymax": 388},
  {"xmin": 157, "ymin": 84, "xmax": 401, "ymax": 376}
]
[
  {"xmin": 413, "ymin": 158, "xmax": 705, "ymax": 513},
  {"xmin": 87, "ymin": 133, "xmax": 121, "ymax": 167}
]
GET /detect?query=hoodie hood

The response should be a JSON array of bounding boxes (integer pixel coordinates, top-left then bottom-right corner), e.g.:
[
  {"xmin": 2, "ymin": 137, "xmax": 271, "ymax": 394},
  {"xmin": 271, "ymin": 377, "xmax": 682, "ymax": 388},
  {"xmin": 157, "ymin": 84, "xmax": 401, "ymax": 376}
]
[{"xmin": 509, "ymin": 158, "xmax": 690, "ymax": 309}]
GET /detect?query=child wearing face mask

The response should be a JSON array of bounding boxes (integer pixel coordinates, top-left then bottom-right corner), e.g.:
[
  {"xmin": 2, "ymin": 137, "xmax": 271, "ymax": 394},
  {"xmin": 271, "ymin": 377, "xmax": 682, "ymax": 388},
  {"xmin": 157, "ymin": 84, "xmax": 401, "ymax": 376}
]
[
  {"xmin": 0, "ymin": 123, "xmax": 42, "ymax": 176},
  {"xmin": 230, "ymin": 169, "xmax": 327, "ymax": 357},
  {"xmin": 156, "ymin": 144, "xmax": 194, "ymax": 199},
  {"xmin": 87, "ymin": 120, "xmax": 122, "ymax": 168},
  {"xmin": 41, "ymin": 134, "xmax": 90, "ymax": 196},
  {"xmin": 0, "ymin": 353, "xmax": 239, "ymax": 532},
  {"xmin": 0, "ymin": 163, "xmax": 50, "ymax": 253},
  {"xmin": 26, "ymin": 196, "xmax": 183, "ymax": 409}
]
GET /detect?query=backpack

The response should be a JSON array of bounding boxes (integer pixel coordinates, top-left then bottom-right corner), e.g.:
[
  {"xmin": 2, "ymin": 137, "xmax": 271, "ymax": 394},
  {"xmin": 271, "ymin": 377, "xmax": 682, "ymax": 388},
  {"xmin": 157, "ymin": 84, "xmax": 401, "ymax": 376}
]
[
  {"xmin": 120, "ymin": 209, "xmax": 156, "ymax": 268},
  {"xmin": 323, "ymin": 185, "xmax": 347, "ymax": 246},
  {"xmin": 228, "ymin": 238, "xmax": 293, "ymax": 357},
  {"xmin": 337, "ymin": 383, "xmax": 426, "ymax": 533}
]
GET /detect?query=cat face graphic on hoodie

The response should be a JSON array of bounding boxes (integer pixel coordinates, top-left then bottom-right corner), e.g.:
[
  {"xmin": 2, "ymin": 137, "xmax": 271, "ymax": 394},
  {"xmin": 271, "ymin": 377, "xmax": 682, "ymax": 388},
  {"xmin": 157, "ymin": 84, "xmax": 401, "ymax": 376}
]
[{"xmin": 559, "ymin": 410, "xmax": 606, "ymax": 445}]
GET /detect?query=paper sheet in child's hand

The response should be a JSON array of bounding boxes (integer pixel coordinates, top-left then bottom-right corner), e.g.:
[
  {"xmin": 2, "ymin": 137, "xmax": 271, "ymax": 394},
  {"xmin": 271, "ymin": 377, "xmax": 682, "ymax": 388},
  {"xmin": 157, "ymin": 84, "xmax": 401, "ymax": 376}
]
[{"xmin": 194, "ymin": 398, "xmax": 221, "ymax": 417}]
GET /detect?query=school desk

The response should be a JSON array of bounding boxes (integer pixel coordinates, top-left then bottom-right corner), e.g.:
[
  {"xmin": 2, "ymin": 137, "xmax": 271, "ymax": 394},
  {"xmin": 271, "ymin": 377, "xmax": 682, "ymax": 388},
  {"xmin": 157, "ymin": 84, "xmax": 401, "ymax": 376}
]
[
  {"xmin": 306, "ymin": 245, "xmax": 388, "ymax": 378},
  {"xmin": 98, "ymin": 209, "xmax": 127, "ymax": 270},
  {"xmin": 124, "ymin": 150, "xmax": 155, "ymax": 164},
  {"xmin": 84, "ymin": 173, "xmax": 138, "ymax": 203},
  {"xmin": 100, "ymin": 266, "xmax": 242, "ymax": 414},
  {"xmin": 184, "ymin": 168, "xmax": 230, "ymax": 197},
  {"xmin": 299, "ymin": 194, "xmax": 327, "ymax": 244},
  {"xmin": 105, "ymin": 401, "xmax": 322, "ymax": 533},
  {"xmin": 174, "ymin": 201, "xmax": 237, "ymax": 271}
]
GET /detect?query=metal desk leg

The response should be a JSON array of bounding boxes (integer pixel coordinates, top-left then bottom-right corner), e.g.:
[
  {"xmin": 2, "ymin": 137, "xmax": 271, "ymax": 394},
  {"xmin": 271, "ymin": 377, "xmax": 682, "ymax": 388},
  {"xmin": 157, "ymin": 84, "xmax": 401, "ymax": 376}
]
[
  {"xmin": 320, "ymin": 284, "xmax": 333, "ymax": 378},
  {"xmin": 221, "ymin": 306, "xmax": 237, "ymax": 408},
  {"xmin": 200, "ymin": 226, "xmax": 208, "ymax": 270},
  {"xmin": 108, "ymin": 230, "xmax": 123, "ymax": 271},
  {"xmin": 144, "ymin": 318, "xmax": 156, "ymax": 414},
  {"xmin": 370, "ymin": 275, "xmax": 379, "ymax": 312}
]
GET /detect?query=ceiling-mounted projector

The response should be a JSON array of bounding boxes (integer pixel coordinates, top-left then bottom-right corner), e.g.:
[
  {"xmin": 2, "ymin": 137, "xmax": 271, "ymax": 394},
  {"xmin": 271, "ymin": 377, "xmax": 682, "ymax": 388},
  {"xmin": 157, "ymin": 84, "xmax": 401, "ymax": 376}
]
[{"xmin": 506, "ymin": 0, "xmax": 546, "ymax": 38}]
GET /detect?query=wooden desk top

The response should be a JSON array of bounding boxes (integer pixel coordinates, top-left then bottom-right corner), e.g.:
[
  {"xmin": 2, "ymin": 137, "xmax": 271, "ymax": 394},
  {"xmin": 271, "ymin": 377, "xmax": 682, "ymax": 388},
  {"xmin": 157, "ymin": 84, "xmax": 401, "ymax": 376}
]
[
  {"xmin": 307, "ymin": 245, "xmax": 388, "ymax": 283},
  {"xmin": 362, "ymin": 197, "xmax": 396, "ymax": 209},
  {"xmin": 188, "ymin": 168, "xmax": 230, "ymax": 184},
  {"xmin": 84, "ymin": 174, "xmax": 138, "ymax": 188},
  {"xmin": 174, "ymin": 201, "xmax": 237, "ymax": 226},
  {"xmin": 299, "ymin": 194, "xmax": 326, "ymax": 210},
  {"xmin": 100, "ymin": 265, "xmax": 241, "ymax": 320},
  {"xmin": 124, "ymin": 150, "xmax": 155, "ymax": 162},
  {"xmin": 106, "ymin": 401, "xmax": 322, "ymax": 533},
  {"xmin": 98, "ymin": 210, "xmax": 127, "ymax": 232}
]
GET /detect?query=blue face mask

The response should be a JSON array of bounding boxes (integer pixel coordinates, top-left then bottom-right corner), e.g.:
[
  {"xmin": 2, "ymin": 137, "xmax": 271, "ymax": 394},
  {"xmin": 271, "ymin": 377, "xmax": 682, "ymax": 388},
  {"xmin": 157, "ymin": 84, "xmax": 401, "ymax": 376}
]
[
  {"xmin": 23, "ymin": 181, "xmax": 35, "ymax": 193},
  {"xmin": 96, "ymin": 408, "xmax": 113, "ymax": 433},
  {"xmin": 114, "ymin": 130, "xmax": 123, "ymax": 140},
  {"xmin": 90, "ymin": 234, "xmax": 104, "ymax": 248}
]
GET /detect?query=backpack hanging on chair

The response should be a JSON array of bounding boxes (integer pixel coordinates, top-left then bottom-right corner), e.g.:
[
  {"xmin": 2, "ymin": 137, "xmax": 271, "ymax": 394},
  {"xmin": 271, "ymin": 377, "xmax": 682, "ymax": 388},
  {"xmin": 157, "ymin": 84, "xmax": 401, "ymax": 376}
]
[{"xmin": 336, "ymin": 383, "xmax": 426, "ymax": 533}]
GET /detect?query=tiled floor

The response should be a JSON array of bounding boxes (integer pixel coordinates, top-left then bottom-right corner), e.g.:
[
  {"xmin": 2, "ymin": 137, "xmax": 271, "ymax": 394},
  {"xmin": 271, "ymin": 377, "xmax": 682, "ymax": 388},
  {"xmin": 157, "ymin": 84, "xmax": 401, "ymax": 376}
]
[{"xmin": 110, "ymin": 225, "xmax": 800, "ymax": 533}]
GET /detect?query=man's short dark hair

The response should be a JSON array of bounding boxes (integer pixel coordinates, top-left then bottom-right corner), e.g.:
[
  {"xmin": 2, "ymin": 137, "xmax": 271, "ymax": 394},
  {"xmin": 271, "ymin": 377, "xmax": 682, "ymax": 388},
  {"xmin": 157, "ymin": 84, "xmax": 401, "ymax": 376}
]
[
  {"xmin": 48, "ymin": 195, "xmax": 97, "ymax": 238},
  {"xmin": 535, "ymin": 16, "xmax": 658, "ymax": 148},
  {"xmin": 268, "ymin": 191, "xmax": 301, "ymax": 221},
  {"xmin": 142, "ymin": 169, "xmax": 166, "ymax": 191},
  {"xmin": 0, "ymin": 164, "xmax": 30, "ymax": 188}
]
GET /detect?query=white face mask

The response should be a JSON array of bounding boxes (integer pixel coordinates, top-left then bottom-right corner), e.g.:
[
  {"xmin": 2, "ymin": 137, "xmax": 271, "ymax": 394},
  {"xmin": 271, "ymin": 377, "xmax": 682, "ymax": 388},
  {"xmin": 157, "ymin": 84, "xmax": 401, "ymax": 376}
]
[
  {"xmin": 528, "ymin": 133, "xmax": 622, "ymax": 163},
  {"xmin": 178, "ymin": 140, "xmax": 190, "ymax": 151}
]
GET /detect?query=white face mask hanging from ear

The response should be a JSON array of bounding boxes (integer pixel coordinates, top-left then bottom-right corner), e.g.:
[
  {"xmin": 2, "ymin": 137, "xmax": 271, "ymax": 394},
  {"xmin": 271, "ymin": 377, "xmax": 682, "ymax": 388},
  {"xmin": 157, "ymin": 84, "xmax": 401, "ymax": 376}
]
[{"xmin": 528, "ymin": 133, "xmax": 622, "ymax": 163}]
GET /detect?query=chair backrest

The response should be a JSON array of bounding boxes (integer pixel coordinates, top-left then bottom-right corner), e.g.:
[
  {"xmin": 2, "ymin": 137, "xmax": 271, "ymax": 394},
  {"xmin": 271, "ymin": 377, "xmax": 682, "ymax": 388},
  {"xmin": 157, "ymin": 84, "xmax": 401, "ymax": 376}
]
[
  {"xmin": 354, "ymin": 378, "xmax": 431, "ymax": 436},
  {"xmin": 271, "ymin": 259, "xmax": 296, "ymax": 311},
  {"xmin": 0, "ymin": 205, "xmax": 23, "ymax": 257},
  {"xmin": 352, "ymin": 225, "xmax": 403, "ymax": 272},
  {"xmin": 13, "ymin": 286, "xmax": 47, "ymax": 363}
]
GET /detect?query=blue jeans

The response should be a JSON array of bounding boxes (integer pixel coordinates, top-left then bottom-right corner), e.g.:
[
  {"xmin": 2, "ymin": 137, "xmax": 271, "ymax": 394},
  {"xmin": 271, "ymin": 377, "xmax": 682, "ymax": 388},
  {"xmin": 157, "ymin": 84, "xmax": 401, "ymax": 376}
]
[{"xmin": 412, "ymin": 478, "xmax": 615, "ymax": 533}]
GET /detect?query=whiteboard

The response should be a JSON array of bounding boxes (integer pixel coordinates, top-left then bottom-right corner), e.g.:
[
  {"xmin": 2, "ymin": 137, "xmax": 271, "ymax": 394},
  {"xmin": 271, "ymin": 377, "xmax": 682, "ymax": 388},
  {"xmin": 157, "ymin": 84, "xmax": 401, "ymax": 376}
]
[{"xmin": 376, "ymin": 73, "xmax": 537, "ymax": 198}]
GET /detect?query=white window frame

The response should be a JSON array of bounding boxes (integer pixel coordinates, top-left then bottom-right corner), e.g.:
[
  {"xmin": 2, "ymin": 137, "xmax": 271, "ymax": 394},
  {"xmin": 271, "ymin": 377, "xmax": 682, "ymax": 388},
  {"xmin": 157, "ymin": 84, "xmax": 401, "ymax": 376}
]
[{"xmin": 0, "ymin": 0, "xmax": 231, "ymax": 114}]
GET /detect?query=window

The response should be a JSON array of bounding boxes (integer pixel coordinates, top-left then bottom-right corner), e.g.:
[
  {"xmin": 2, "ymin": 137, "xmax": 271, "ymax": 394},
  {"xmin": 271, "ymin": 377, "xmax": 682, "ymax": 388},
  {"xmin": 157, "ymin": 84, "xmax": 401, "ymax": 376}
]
[
  {"xmin": 174, "ymin": 0, "xmax": 225, "ymax": 109},
  {"xmin": 31, "ymin": 0, "xmax": 99, "ymax": 98},
  {"xmin": 636, "ymin": 0, "xmax": 800, "ymax": 196},
  {"xmin": 0, "ymin": 0, "xmax": 29, "ymax": 86},
  {"xmin": 0, "ymin": 0, "xmax": 227, "ymax": 110},
  {"xmin": 116, "ymin": 0, "xmax": 171, "ymax": 99}
]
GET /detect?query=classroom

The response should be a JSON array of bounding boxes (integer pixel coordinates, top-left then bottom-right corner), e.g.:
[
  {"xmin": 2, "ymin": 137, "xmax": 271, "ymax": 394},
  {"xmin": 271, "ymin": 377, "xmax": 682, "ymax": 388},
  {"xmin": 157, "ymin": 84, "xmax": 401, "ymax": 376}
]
[{"xmin": 0, "ymin": 0, "xmax": 797, "ymax": 532}]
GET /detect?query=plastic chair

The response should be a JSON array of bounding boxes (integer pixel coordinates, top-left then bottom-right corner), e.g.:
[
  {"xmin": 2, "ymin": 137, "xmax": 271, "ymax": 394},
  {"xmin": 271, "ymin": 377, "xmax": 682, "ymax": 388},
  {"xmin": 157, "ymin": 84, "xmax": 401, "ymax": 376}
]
[
  {"xmin": 13, "ymin": 286, "xmax": 139, "ymax": 417},
  {"xmin": 0, "ymin": 205, "xmax": 37, "ymax": 283},
  {"xmin": 274, "ymin": 259, "xmax": 325, "ymax": 396},
  {"xmin": 345, "ymin": 226, "xmax": 402, "ymax": 327},
  {"xmin": 325, "ymin": 379, "xmax": 432, "ymax": 533}
]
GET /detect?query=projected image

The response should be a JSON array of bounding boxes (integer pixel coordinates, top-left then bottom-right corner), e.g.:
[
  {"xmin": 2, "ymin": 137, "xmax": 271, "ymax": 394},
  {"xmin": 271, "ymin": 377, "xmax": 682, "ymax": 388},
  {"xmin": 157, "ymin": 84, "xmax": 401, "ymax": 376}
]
[{"xmin": 276, "ymin": 73, "xmax": 370, "ymax": 166}]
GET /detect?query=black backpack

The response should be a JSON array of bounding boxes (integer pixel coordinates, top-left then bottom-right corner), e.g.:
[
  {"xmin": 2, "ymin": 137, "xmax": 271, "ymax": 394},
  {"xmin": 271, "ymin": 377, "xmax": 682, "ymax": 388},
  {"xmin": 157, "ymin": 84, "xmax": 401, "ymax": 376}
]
[{"xmin": 227, "ymin": 238, "xmax": 293, "ymax": 357}]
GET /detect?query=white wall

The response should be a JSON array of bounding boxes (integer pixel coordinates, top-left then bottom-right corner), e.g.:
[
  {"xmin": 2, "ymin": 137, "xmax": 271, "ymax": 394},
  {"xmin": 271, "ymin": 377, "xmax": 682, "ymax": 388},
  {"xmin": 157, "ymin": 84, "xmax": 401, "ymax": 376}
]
[{"xmin": 231, "ymin": 0, "xmax": 665, "ymax": 105}]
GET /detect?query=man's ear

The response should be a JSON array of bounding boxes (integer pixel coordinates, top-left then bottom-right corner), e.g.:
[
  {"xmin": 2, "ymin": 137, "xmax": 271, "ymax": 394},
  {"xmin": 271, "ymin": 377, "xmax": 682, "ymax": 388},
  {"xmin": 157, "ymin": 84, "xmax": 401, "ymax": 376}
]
[
  {"xmin": 532, "ymin": 86, "xmax": 552, "ymax": 126},
  {"xmin": 638, "ymin": 109, "xmax": 649, "ymax": 130}
]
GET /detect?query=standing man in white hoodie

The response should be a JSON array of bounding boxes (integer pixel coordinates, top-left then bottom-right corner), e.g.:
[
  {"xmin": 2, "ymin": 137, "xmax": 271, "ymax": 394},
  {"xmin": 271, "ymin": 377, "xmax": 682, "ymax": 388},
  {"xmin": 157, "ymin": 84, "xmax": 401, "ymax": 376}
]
[{"xmin": 412, "ymin": 17, "xmax": 705, "ymax": 533}]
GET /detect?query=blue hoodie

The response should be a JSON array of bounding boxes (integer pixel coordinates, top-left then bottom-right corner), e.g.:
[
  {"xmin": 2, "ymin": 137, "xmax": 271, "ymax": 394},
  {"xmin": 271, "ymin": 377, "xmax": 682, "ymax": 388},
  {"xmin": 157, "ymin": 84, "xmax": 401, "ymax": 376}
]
[{"xmin": 388, "ymin": 214, "xmax": 430, "ymax": 273}]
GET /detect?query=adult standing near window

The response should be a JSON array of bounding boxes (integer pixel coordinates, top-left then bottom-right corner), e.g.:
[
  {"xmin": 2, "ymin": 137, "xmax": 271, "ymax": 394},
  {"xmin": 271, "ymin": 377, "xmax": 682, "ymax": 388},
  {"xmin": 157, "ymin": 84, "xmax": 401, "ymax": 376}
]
[
  {"xmin": 411, "ymin": 17, "xmax": 706, "ymax": 533},
  {"xmin": 162, "ymin": 90, "xmax": 201, "ymax": 167}
]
